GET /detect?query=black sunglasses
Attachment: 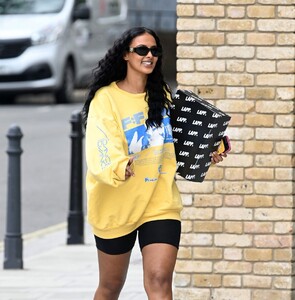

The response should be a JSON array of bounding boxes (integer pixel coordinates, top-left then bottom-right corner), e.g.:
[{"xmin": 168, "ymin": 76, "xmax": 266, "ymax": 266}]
[{"xmin": 129, "ymin": 46, "xmax": 162, "ymax": 57}]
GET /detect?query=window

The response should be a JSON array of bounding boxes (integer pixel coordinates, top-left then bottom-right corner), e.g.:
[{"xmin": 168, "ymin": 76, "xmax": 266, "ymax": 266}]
[
  {"xmin": 0, "ymin": 0, "xmax": 65, "ymax": 15},
  {"xmin": 98, "ymin": 0, "xmax": 121, "ymax": 18}
]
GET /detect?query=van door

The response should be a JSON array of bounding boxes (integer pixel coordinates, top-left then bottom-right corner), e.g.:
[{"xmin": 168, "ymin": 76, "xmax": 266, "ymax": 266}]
[{"xmin": 74, "ymin": 0, "xmax": 128, "ymax": 85}]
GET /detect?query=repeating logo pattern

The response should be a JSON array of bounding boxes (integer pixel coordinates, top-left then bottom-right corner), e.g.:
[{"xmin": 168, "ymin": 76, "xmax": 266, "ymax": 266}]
[{"xmin": 170, "ymin": 90, "xmax": 231, "ymax": 182}]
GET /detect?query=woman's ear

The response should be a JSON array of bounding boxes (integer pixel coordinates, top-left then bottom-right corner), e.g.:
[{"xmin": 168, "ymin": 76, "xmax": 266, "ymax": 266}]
[{"xmin": 123, "ymin": 52, "xmax": 129, "ymax": 61}]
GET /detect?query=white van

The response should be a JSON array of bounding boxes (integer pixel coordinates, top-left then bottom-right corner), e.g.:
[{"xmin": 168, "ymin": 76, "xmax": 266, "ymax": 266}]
[{"xmin": 0, "ymin": 0, "xmax": 128, "ymax": 103}]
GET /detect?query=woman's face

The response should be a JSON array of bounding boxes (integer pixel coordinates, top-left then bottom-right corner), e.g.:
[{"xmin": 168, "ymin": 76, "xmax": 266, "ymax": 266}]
[{"xmin": 124, "ymin": 33, "xmax": 159, "ymax": 76}]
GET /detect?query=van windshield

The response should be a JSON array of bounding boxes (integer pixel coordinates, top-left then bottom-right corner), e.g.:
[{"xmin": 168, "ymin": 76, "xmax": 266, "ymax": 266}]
[{"xmin": 0, "ymin": 0, "xmax": 65, "ymax": 14}]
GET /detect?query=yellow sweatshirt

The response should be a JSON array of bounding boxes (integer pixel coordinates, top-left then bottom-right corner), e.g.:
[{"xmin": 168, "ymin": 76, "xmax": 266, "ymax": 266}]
[{"xmin": 85, "ymin": 82, "xmax": 182, "ymax": 239}]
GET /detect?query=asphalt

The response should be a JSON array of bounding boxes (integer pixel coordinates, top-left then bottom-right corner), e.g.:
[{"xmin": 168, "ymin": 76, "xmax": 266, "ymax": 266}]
[{"xmin": 0, "ymin": 222, "xmax": 147, "ymax": 300}]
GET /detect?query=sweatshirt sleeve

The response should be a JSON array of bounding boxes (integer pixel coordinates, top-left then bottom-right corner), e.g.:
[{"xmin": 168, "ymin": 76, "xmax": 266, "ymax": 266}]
[{"xmin": 85, "ymin": 91, "xmax": 130, "ymax": 187}]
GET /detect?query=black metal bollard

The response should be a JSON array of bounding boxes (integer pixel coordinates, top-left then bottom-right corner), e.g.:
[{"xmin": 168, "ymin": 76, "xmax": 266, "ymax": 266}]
[
  {"xmin": 3, "ymin": 125, "xmax": 23, "ymax": 269},
  {"xmin": 67, "ymin": 110, "xmax": 84, "ymax": 245}
]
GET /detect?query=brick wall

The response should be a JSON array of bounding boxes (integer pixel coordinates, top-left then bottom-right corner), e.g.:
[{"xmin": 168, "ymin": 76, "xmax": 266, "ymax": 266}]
[{"xmin": 175, "ymin": 1, "xmax": 294, "ymax": 299}]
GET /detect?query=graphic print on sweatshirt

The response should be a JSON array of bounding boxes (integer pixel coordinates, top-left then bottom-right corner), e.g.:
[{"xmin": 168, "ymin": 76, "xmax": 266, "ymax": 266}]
[{"xmin": 122, "ymin": 113, "xmax": 173, "ymax": 155}]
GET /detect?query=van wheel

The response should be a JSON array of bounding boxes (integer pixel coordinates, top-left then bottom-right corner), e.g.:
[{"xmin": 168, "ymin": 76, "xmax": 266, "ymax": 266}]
[
  {"xmin": 2, "ymin": 94, "xmax": 16, "ymax": 104},
  {"xmin": 54, "ymin": 62, "xmax": 74, "ymax": 104}
]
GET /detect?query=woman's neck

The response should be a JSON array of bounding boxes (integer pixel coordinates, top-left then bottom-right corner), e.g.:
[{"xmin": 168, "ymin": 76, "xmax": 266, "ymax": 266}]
[{"xmin": 117, "ymin": 75, "xmax": 147, "ymax": 94}]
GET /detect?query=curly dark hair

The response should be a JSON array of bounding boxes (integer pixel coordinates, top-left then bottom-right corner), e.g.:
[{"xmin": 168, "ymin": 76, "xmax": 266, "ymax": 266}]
[{"xmin": 82, "ymin": 27, "xmax": 171, "ymax": 128}]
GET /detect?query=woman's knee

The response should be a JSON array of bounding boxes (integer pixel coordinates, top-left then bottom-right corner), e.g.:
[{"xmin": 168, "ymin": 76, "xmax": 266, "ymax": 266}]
[
  {"xmin": 99, "ymin": 276, "xmax": 126, "ymax": 294},
  {"xmin": 144, "ymin": 269, "xmax": 173, "ymax": 293}
]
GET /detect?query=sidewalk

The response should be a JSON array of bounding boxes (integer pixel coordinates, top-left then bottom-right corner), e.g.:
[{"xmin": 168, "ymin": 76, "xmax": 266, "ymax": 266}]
[{"xmin": 0, "ymin": 223, "xmax": 147, "ymax": 300}]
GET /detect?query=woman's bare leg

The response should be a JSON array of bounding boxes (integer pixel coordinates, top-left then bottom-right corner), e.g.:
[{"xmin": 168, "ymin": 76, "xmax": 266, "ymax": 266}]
[
  {"xmin": 142, "ymin": 243, "xmax": 178, "ymax": 300},
  {"xmin": 93, "ymin": 250, "xmax": 132, "ymax": 300}
]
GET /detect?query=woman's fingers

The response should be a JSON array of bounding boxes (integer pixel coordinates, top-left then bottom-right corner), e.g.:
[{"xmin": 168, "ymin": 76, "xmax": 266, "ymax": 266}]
[
  {"xmin": 125, "ymin": 157, "xmax": 135, "ymax": 179},
  {"xmin": 211, "ymin": 151, "xmax": 226, "ymax": 164}
]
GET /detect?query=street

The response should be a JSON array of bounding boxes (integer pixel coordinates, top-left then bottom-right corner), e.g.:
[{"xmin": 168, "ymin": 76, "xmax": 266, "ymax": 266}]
[{"xmin": 0, "ymin": 91, "xmax": 87, "ymax": 241}]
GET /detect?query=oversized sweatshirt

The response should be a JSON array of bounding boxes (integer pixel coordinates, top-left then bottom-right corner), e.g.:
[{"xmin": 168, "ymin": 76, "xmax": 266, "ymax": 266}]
[{"xmin": 85, "ymin": 81, "xmax": 182, "ymax": 239}]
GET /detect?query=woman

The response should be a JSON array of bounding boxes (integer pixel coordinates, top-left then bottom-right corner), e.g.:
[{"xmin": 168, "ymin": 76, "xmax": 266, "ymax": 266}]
[{"xmin": 82, "ymin": 27, "xmax": 224, "ymax": 300}]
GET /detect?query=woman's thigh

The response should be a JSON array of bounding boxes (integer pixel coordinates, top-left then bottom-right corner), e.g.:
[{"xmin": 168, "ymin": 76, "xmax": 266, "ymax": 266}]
[
  {"xmin": 141, "ymin": 243, "xmax": 178, "ymax": 278},
  {"xmin": 138, "ymin": 219, "xmax": 181, "ymax": 282},
  {"xmin": 94, "ymin": 230, "xmax": 137, "ymax": 284},
  {"xmin": 97, "ymin": 249, "xmax": 132, "ymax": 285}
]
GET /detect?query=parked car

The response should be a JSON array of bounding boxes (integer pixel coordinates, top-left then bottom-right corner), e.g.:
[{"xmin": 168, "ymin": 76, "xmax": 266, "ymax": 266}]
[{"xmin": 0, "ymin": 0, "xmax": 128, "ymax": 103}]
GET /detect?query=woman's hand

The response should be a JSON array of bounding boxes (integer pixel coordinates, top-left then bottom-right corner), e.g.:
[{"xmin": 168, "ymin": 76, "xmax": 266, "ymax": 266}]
[
  {"xmin": 211, "ymin": 151, "xmax": 227, "ymax": 164},
  {"xmin": 125, "ymin": 157, "xmax": 135, "ymax": 179}
]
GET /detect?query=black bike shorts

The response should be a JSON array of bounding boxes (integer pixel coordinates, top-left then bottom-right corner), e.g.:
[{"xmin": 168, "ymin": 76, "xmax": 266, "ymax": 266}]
[{"xmin": 94, "ymin": 219, "xmax": 181, "ymax": 255}]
